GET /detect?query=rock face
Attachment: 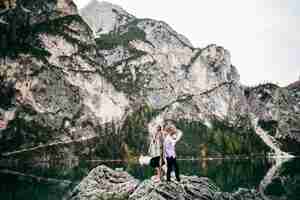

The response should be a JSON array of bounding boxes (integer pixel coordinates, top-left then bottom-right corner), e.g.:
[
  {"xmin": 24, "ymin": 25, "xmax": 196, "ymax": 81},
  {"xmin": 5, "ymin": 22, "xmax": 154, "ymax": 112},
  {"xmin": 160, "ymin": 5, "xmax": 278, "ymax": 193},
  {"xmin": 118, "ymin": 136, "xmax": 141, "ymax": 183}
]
[
  {"xmin": 67, "ymin": 165, "xmax": 140, "ymax": 200},
  {"xmin": 246, "ymin": 83, "xmax": 300, "ymax": 154},
  {"xmin": 0, "ymin": 0, "xmax": 299, "ymax": 160},
  {"xmin": 80, "ymin": 0, "xmax": 135, "ymax": 36},
  {"xmin": 0, "ymin": 0, "xmax": 130, "ymax": 158},
  {"xmin": 68, "ymin": 165, "xmax": 264, "ymax": 200},
  {"xmin": 21, "ymin": 0, "xmax": 78, "ymax": 24},
  {"xmin": 88, "ymin": 1, "xmax": 245, "ymax": 122}
]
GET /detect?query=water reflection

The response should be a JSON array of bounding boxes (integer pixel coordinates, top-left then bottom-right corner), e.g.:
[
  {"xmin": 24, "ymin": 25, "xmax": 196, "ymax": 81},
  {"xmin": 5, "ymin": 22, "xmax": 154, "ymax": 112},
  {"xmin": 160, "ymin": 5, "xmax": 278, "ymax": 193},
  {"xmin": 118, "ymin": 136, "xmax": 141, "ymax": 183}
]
[
  {"xmin": 260, "ymin": 158, "xmax": 300, "ymax": 200},
  {"xmin": 0, "ymin": 173, "xmax": 73, "ymax": 200},
  {"xmin": 0, "ymin": 158, "xmax": 299, "ymax": 200}
]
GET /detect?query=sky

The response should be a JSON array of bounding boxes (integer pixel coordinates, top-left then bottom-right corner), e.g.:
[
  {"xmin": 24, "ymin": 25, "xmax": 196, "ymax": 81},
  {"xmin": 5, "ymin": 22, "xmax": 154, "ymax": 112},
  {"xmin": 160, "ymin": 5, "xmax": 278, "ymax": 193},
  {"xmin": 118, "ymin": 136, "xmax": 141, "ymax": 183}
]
[{"xmin": 74, "ymin": 0, "xmax": 300, "ymax": 86}]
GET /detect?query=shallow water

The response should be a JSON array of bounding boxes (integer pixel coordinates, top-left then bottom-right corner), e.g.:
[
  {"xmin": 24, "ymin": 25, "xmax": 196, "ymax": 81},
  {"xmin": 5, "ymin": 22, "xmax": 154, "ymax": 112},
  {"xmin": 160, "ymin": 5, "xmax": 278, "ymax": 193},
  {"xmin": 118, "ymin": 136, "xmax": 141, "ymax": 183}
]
[{"xmin": 0, "ymin": 158, "xmax": 299, "ymax": 200}]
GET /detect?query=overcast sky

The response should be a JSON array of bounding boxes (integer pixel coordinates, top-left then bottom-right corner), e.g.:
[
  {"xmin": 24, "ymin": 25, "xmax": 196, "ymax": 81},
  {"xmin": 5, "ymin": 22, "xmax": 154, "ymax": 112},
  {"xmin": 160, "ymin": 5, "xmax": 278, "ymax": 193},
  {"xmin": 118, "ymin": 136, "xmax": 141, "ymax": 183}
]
[{"xmin": 74, "ymin": 0, "xmax": 300, "ymax": 86}]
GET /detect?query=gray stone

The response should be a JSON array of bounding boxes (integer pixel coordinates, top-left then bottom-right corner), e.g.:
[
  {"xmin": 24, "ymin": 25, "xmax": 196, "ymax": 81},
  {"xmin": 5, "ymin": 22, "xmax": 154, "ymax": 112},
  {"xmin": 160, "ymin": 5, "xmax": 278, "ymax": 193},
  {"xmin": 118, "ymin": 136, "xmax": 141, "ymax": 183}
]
[
  {"xmin": 68, "ymin": 166, "xmax": 264, "ymax": 200},
  {"xmin": 67, "ymin": 165, "xmax": 140, "ymax": 200}
]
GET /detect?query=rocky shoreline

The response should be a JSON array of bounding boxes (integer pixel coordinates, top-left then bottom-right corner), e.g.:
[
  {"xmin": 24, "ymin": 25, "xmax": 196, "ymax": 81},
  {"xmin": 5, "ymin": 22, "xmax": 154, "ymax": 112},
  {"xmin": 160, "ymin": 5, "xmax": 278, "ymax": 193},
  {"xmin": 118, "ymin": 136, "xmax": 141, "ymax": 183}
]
[{"xmin": 67, "ymin": 165, "xmax": 264, "ymax": 200}]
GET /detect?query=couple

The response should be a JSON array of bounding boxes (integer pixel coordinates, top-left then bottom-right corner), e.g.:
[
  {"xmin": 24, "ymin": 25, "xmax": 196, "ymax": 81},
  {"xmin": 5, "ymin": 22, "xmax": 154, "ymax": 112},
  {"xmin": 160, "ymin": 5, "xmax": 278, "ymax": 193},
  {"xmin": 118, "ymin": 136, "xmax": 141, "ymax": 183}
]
[{"xmin": 140, "ymin": 124, "xmax": 182, "ymax": 182}]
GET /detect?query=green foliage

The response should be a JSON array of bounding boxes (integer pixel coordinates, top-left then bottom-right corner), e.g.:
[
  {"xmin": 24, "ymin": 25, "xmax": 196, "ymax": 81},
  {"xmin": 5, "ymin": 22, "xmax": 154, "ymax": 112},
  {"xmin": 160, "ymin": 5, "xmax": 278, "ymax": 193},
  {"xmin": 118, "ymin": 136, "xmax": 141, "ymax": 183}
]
[
  {"xmin": 0, "ymin": 15, "xmax": 89, "ymax": 59},
  {"xmin": 0, "ymin": 45, "xmax": 51, "ymax": 59},
  {"xmin": 175, "ymin": 118, "xmax": 270, "ymax": 158},
  {"xmin": 94, "ymin": 122, "xmax": 123, "ymax": 159},
  {"xmin": 96, "ymin": 26, "xmax": 146, "ymax": 50},
  {"xmin": 174, "ymin": 120, "xmax": 207, "ymax": 157},
  {"xmin": 95, "ymin": 34, "xmax": 120, "ymax": 50},
  {"xmin": 0, "ymin": 106, "xmax": 55, "ymax": 153},
  {"xmin": 98, "ymin": 53, "xmax": 149, "ymax": 95},
  {"xmin": 0, "ymin": 72, "xmax": 15, "ymax": 109},
  {"xmin": 95, "ymin": 25, "xmax": 149, "ymax": 95},
  {"xmin": 247, "ymin": 82, "xmax": 279, "ymax": 91},
  {"xmin": 258, "ymin": 119, "xmax": 278, "ymax": 137},
  {"xmin": 32, "ymin": 15, "xmax": 91, "ymax": 47},
  {"xmin": 122, "ymin": 104, "xmax": 159, "ymax": 154},
  {"xmin": 94, "ymin": 110, "xmax": 270, "ymax": 159},
  {"xmin": 95, "ymin": 104, "xmax": 160, "ymax": 159}
]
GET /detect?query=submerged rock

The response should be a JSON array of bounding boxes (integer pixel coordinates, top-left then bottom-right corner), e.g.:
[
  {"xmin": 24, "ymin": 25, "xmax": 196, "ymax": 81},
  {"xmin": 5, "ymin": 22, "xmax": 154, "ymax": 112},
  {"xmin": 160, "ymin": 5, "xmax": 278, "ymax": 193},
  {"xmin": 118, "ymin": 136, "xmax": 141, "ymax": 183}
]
[
  {"xmin": 68, "ymin": 165, "xmax": 264, "ymax": 200},
  {"xmin": 217, "ymin": 188, "xmax": 264, "ymax": 200}
]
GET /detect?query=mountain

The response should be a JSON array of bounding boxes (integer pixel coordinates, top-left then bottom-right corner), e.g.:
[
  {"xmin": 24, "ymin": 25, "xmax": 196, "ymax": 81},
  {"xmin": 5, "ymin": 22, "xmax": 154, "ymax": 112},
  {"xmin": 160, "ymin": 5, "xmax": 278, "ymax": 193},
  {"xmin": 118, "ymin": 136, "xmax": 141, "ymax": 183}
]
[
  {"xmin": 80, "ymin": 0, "xmax": 135, "ymax": 36},
  {"xmin": 0, "ymin": 0, "xmax": 105, "ymax": 160},
  {"xmin": 0, "ymin": 0, "xmax": 298, "ymax": 162}
]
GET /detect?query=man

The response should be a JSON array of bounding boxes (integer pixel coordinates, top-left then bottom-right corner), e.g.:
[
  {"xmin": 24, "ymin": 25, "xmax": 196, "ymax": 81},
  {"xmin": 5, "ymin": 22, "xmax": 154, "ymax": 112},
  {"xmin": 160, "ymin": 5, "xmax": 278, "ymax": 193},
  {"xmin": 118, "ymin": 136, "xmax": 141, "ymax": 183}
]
[{"xmin": 164, "ymin": 126, "xmax": 182, "ymax": 182}]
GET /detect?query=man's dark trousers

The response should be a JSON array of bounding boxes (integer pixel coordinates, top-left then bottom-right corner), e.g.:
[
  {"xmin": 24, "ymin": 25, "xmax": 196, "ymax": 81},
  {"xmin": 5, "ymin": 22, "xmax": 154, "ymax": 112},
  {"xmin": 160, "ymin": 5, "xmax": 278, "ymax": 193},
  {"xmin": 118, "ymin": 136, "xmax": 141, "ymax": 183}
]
[{"xmin": 166, "ymin": 156, "xmax": 180, "ymax": 181}]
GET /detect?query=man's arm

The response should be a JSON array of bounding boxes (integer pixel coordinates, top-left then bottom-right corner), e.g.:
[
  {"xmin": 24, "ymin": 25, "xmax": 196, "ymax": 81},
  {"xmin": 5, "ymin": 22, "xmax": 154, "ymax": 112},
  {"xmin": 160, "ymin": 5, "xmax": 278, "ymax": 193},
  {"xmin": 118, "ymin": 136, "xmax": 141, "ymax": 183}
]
[{"xmin": 174, "ymin": 130, "xmax": 183, "ymax": 143}]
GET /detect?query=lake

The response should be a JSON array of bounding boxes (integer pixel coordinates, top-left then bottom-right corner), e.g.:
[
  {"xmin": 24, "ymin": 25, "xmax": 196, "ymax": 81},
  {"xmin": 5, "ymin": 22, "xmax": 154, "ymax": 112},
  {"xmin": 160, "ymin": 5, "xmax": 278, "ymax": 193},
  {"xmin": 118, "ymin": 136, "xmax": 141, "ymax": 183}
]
[{"xmin": 0, "ymin": 158, "xmax": 299, "ymax": 200}]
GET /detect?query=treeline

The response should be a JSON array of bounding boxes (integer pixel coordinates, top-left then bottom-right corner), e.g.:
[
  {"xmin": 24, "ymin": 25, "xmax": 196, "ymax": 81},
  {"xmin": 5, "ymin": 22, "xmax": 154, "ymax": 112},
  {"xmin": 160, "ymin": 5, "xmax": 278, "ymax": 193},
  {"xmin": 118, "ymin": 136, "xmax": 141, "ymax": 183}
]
[
  {"xmin": 96, "ymin": 26, "xmax": 146, "ymax": 50},
  {"xmin": 0, "ymin": 103, "xmax": 271, "ymax": 159},
  {"xmin": 175, "ymin": 118, "xmax": 270, "ymax": 157},
  {"xmin": 94, "ymin": 104, "xmax": 160, "ymax": 160},
  {"xmin": 94, "ymin": 106, "xmax": 270, "ymax": 160}
]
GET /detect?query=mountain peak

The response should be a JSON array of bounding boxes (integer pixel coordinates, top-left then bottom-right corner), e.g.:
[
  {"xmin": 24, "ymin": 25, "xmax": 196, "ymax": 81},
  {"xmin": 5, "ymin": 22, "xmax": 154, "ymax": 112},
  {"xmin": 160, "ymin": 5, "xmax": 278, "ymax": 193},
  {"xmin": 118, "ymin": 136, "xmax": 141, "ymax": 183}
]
[
  {"xmin": 85, "ymin": 0, "xmax": 122, "ymax": 10},
  {"xmin": 80, "ymin": 0, "xmax": 134, "ymax": 35}
]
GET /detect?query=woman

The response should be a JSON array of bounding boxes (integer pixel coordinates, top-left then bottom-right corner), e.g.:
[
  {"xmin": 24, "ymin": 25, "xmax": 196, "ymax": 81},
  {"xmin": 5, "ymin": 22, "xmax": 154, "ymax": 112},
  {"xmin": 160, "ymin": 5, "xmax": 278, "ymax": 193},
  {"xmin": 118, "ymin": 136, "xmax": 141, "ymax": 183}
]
[
  {"xmin": 139, "ymin": 125, "xmax": 166, "ymax": 181},
  {"xmin": 151, "ymin": 125, "xmax": 166, "ymax": 180}
]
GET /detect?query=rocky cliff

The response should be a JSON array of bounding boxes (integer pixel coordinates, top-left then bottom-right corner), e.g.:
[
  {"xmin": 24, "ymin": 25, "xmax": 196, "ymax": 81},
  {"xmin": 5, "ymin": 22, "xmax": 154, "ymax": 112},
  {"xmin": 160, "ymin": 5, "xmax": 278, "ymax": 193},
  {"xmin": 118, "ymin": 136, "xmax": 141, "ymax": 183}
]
[
  {"xmin": 0, "ymin": 0, "xmax": 123, "ymax": 159},
  {"xmin": 246, "ymin": 82, "xmax": 300, "ymax": 154},
  {"xmin": 0, "ymin": 0, "xmax": 298, "ymax": 161},
  {"xmin": 82, "ymin": 1, "xmax": 246, "ymax": 123}
]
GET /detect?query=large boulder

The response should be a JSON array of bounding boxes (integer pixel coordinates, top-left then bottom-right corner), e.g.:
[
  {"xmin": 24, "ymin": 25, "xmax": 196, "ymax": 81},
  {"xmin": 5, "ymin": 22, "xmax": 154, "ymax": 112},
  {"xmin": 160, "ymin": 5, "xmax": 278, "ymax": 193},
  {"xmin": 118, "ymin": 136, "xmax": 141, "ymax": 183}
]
[
  {"xmin": 130, "ymin": 176, "xmax": 264, "ymax": 200},
  {"xmin": 129, "ymin": 176, "xmax": 220, "ymax": 200},
  {"xmin": 68, "ymin": 165, "xmax": 140, "ymax": 200}
]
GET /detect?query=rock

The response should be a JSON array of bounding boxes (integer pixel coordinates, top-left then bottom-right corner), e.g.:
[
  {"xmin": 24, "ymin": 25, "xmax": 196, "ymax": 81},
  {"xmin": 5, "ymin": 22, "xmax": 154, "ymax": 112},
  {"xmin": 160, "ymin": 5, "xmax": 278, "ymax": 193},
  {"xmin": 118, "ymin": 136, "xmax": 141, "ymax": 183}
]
[
  {"xmin": 217, "ymin": 188, "xmax": 264, "ymax": 200},
  {"xmin": 21, "ymin": 0, "xmax": 78, "ymax": 24},
  {"xmin": 130, "ymin": 177, "xmax": 263, "ymax": 200},
  {"xmin": 68, "ymin": 165, "xmax": 264, "ymax": 200},
  {"xmin": 67, "ymin": 165, "xmax": 140, "ymax": 200},
  {"xmin": 0, "ymin": 0, "xmax": 130, "ymax": 159},
  {"xmin": 246, "ymin": 82, "xmax": 300, "ymax": 154},
  {"xmin": 80, "ymin": 0, "xmax": 135, "ymax": 36},
  {"xmin": 129, "ymin": 176, "xmax": 220, "ymax": 200},
  {"xmin": 87, "ymin": 3, "xmax": 246, "ymax": 121}
]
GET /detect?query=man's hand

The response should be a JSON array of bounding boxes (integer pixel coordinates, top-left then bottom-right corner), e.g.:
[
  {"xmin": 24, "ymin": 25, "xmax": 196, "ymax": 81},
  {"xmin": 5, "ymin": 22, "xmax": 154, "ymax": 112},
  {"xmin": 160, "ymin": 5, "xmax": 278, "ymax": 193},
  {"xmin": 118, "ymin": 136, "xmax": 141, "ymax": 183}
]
[
  {"xmin": 174, "ymin": 130, "xmax": 183, "ymax": 143},
  {"xmin": 0, "ymin": 120, "xmax": 7, "ymax": 129}
]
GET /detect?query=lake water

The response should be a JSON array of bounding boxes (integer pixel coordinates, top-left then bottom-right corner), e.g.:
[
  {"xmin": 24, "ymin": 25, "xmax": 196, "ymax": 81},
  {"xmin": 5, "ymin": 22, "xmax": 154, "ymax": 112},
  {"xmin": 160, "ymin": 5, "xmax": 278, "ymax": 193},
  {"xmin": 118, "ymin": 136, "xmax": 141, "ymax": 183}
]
[{"xmin": 0, "ymin": 158, "xmax": 299, "ymax": 200}]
